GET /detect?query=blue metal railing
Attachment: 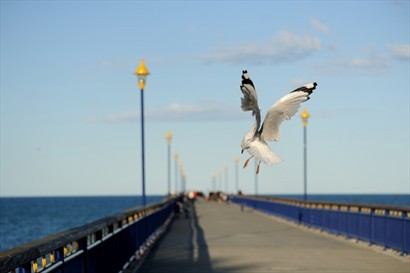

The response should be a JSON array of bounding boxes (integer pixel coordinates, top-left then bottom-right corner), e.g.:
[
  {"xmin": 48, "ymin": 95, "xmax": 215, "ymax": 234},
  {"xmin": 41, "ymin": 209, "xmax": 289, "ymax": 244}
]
[
  {"xmin": 231, "ymin": 195, "xmax": 409, "ymax": 255},
  {"xmin": 0, "ymin": 197, "xmax": 180, "ymax": 273}
]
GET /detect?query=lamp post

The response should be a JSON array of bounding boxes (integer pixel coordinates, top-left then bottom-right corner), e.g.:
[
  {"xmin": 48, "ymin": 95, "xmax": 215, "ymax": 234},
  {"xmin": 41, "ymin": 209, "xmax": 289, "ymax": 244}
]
[
  {"xmin": 179, "ymin": 163, "xmax": 185, "ymax": 193},
  {"xmin": 165, "ymin": 131, "xmax": 172, "ymax": 196},
  {"xmin": 254, "ymin": 160, "xmax": 258, "ymax": 196},
  {"xmin": 134, "ymin": 59, "xmax": 149, "ymax": 207},
  {"xmin": 218, "ymin": 171, "xmax": 222, "ymax": 192},
  {"xmin": 173, "ymin": 152, "xmax": 179, "ymax": 193},
  {"xmin": 224, "ymin": 164, "xmax": 228, "ymax": 193},
  {"xmin": 234, "ymin": 157, "xmax": 239, "ymax": 194},
  {"xmin": 212, "ymin": 174, "xmax": 217, "ymax": 192},
  {"xmin": 301, "ymin": 108, "xmax": 309, "ymax": 202},
  {"xmin": 182, "ymin": 172, "xmax": 186, "ymax": 193}
]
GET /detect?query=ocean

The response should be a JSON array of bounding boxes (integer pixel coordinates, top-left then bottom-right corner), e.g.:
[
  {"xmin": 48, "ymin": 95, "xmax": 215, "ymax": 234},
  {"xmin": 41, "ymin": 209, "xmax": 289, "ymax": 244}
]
[
  {"xmin": 0, "ymin": 195, "xmax": 164, "ymax": 253},
  {"xmin": 0, "ymin": 194, "xmax": 409, "ymax": 253}
]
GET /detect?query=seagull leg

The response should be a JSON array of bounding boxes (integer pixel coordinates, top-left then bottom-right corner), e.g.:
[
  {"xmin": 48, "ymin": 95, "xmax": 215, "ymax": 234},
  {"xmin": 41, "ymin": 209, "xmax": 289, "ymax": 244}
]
[
  {"xmin": 256, "ymin": 161, "xmax": 261, "ymax": 174},
  {"xmin": 243, "ymin": 156, "xmax": 254, "ymax": 169}
]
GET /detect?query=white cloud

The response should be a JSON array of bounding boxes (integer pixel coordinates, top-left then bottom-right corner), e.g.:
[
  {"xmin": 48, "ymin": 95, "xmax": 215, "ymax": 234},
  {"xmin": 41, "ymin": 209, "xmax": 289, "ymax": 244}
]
[
  {"xmin": 149, "ymin": 101, "xmax": 243, "ymax": 121},
  {"xmin": 198, "ymin": 30, "xmax": 322, "ymax": 65},
  {"xmin": 310, "ymin": 18, "xmax": 332, "ymax": 35},
  {"xmin": 316, "ymin": 54, "xmax": 389, "ymax": 76},
  {"xmin": 86, "ymin": 101, "xmax": 245, "ymax": 123},
  {"xmin": 387, "ymin": 43, "xmax": 410, "ymax": 61}
]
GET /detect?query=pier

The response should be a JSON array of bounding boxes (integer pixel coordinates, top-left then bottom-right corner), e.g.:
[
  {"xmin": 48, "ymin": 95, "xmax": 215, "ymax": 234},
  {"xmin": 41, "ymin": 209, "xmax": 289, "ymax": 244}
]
[
  {"xmin": 139, "ymin": 199, "xmax": 409, "ymax": 273},
  {"xmin": 1, "ymin": 195, "xmax": 409, "ymax": 273}
]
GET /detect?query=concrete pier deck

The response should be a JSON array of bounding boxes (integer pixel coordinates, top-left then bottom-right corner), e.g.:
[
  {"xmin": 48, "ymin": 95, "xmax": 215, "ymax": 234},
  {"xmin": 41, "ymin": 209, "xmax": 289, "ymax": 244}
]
[{"xmin": 138, "ymin": 200, "xmax": 409, "ymax": 273}]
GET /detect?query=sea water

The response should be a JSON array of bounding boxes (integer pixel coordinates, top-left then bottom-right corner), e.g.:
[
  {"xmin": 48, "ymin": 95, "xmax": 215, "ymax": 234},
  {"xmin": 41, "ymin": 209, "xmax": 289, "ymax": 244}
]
[
  {"xmin": 0, "ymin": 195, "xmax": 164, "ymax": 252},
  {"xmin": 1, "ymin": 194, "xmax": 409, "ymax": 252}
]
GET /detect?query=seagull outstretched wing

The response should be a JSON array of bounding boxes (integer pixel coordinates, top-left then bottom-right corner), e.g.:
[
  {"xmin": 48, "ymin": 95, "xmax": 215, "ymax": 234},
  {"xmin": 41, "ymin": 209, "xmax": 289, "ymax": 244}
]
[
  {"xmin": 259, "ymin": 82, "xmax": 317, "ymax": 142},
  {"xmin": 240, "ymin": 70, "xmax": 261, "ymax": 134}
]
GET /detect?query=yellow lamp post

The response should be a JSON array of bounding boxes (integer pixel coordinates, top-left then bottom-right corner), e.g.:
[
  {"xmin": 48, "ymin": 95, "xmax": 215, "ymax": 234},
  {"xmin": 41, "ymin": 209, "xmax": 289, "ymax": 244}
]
[
  {"xmin": 254, "ymin": 160, "xmax": 258, "ymax": 196},
  {"xmin": 173, "ymin": 152, "xmax": 179, "ymax": 193},
  {"xmin": 224, "ymin": 164, "xmax": 229, "ymax": 193},
  {"xmin": 134, "ymin": 59, "xmax": 150, "ymax": 206},
  {"xmin": 234, "ymin": 157, "xmax": 239, "ymax": 194},
  {"xmin": 179, "ymin": 163, "xmax": 185, "ymax": 193},
  {"xmin": 165, "ymin": 131, "xmax": 172, "ymax": 196},
  {"xmin": 300, "ymin": 108, "xmax": 309, "ymax": 201},
  {"xmin": 218, "ymin": 170, "xmax": 222, "ymax": 192},
  {"xmin": 211, "ymin": 174, "xmax": 217, "ymax": 192}
]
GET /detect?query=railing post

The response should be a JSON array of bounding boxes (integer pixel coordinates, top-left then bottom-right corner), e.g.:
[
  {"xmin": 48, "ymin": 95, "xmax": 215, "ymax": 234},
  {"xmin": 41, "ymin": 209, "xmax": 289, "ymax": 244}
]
[
  {"xmin": 370, "ymin": 208, "xmax": 374, "ymax": 246},
  {"xmin": 402, "ymin": 212, "xmax": 406, "ymax": 256},
  {"xmin": 384, "ymin": 209, "xmax": 388, "ymax": 250},
  {"xmin": 78, "ymin": 237, "xmax": 88, "ymax": 273}
]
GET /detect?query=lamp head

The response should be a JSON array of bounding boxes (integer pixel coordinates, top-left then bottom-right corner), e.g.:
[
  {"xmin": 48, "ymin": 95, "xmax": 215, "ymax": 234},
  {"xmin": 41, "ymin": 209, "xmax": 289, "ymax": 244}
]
[
  {"xmin": 301, "ymin": 108, "xmax": 309, "ymax": 126},
  {"xmin": 165, "ymin": 131, "xmax": 173, "ymax": 145},
  {"xmin": 135, "ymin": 59, "xmax": 150, "ymax": 90}
]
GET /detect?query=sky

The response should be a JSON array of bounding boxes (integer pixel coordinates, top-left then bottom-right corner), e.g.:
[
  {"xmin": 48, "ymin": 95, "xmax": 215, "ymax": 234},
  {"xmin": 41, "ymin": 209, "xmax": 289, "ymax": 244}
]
[{"xmin": 1, "ymin": 0, "xmax": 409, "ymax": 197}]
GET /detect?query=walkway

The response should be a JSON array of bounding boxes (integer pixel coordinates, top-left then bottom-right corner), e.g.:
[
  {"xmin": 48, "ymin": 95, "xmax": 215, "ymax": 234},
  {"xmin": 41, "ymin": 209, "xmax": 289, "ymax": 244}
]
[{"xmin": 138, "ymin": 199, "xmax": 410, "ymax": 273}]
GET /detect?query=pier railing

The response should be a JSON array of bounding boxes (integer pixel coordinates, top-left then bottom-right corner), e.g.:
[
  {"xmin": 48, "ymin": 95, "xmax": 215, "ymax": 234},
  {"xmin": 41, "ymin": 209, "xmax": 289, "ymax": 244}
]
[
  {"xmin": 231, "ymin": 195, "xmax": 409, "ymax": 255},
  {"xmin": 0, "ymin": 196, "xmax": 180, "ymax": 273}
]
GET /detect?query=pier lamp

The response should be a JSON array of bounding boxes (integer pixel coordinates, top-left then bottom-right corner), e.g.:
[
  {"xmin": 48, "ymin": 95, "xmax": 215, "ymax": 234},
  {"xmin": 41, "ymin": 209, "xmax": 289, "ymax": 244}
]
[
  {"xmin": 212, "ymin": 174, "xmax": 217, "ymax": 192},
  {"xmin": 300, "ymin": 108, "xmax": 309, "ymax": 201},
  {"xmin": 182, "ymin": 172, "xmax": 187, "ymax": 193},
  {"xmin": 218, "ymin": 171, "xmax": 222, "ymax": 192},
  {"xmin": 179, "ymin": 163, "xmax": 185, "ymax": 193},
  {"xmin": 173, "ymin": 152, "xmax": 179, "ymax": 193},
  {"xmin": 234, "ymin": 157, "xmax": 239, "ymax": 194},
  {"xmin": 134, "ymin": 59, "xmax": 150, "ymax": 207},
  {"xmin": 224, "ymin": 164, "xmax": 229, "ymax": 193},
  {"xmin": 254, "ymin": 160, "xmax": 258, "ymax": 196},
  {"xmin": 165, "ymin": 131, "xmax": 172, "ymax": 196}
]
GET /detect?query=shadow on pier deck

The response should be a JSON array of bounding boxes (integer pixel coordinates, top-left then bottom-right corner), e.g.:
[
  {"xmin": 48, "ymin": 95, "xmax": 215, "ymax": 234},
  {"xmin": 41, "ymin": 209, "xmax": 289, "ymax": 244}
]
[{"xmin": 138, "ymin": 200, "xmax": 409, "ymax": 273}]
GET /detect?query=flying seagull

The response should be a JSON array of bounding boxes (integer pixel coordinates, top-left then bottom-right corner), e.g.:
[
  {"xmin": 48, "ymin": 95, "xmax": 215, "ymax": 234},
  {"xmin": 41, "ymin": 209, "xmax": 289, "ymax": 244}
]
[{"xmin": 240, "ymin": 70, "xmax": 317, "ymax": 174}]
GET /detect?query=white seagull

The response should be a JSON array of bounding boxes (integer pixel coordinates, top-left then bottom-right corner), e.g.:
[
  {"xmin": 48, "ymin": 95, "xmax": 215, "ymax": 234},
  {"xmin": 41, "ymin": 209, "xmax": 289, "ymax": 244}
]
[{"xmin": 240, "ymin": 70, "xmax": 317, "ymax": 174}]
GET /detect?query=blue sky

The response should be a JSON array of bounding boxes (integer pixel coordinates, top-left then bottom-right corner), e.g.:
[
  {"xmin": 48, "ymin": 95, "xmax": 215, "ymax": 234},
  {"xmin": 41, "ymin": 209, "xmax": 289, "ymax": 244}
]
[{"xmin": 1, "ymin": 1, "xmax": 409, "ymax": 196}]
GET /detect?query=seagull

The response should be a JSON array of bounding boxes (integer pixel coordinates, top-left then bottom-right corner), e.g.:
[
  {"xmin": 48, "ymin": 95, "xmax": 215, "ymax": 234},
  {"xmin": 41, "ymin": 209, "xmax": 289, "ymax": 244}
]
[{"xmin": 240, "ymin": 70, "xmax": 317, "ymax": 174}]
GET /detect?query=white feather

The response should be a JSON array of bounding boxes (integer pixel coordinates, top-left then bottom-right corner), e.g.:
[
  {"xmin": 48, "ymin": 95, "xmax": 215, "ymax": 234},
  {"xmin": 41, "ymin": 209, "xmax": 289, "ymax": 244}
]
[
  {"xmin": 261, "ymin": 91, "xmax": 309, "ymax": 142},
  {"xmin": 247, "ymin": 139, "xmax": 282, "ymax": 165}
]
